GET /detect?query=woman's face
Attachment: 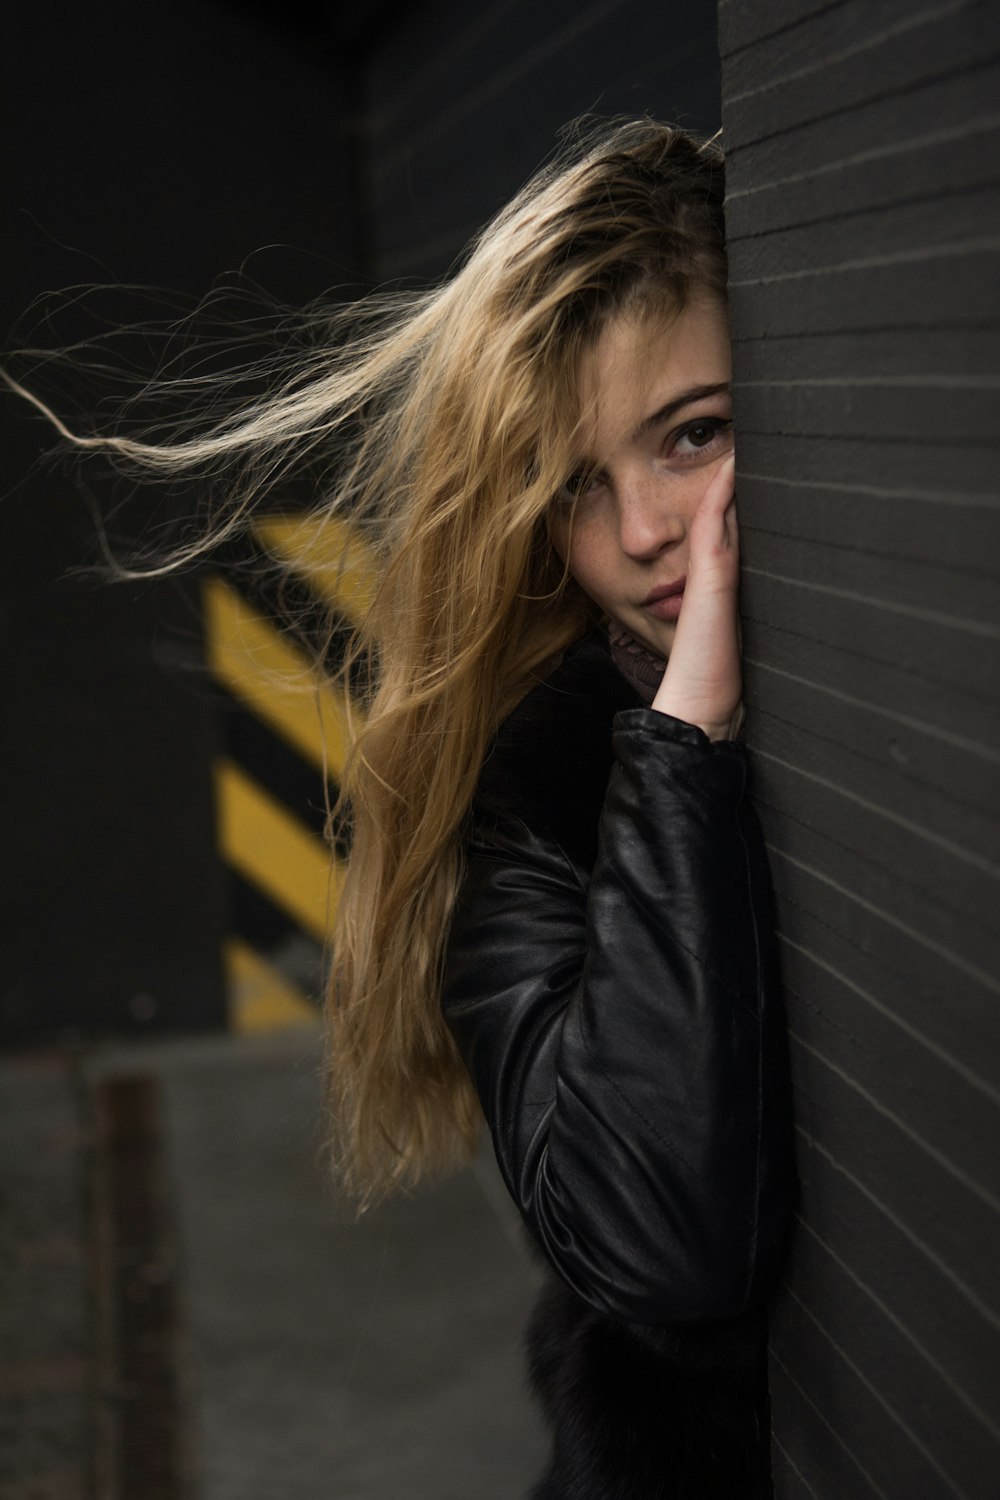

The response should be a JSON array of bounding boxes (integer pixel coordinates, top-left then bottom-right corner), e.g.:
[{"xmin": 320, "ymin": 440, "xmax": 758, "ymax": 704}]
[{"xmin": 547, "ymin": 297, "xmax": 733, "ymax": 659}]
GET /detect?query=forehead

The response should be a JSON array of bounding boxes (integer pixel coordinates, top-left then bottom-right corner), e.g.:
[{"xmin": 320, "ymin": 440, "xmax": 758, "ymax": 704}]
[{"xmin": 574, "ymin": 299, "xmax": 731, "ymax": 458}]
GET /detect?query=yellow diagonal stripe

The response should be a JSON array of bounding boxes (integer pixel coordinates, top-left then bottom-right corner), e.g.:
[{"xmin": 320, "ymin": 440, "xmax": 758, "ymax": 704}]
[
  {"xmin": 204, "ymin": 576, "xmax": 357, "ymax": 781},
  {"xmin": 215, "ymin": 759, "xmax": 342, "ymax": 945},
  {"xmin": 224, "ymin": 937, "xmax": 320, "ymax": 1034},
  {"xmin": 254, "ymin": 513, "xmax": 378, "ymax": 627}
]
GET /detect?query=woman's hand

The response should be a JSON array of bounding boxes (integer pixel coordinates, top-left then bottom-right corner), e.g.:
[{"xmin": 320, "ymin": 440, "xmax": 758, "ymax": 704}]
[{"xmin": 651, "ymin": 454, "xmax": 742, "ymax": 741}]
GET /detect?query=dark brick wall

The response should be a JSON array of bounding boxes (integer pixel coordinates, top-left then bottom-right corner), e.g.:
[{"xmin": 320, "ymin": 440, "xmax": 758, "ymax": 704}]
[{"xmin": 717, "ymin": 3, "xmax": 1000, "ymax": 1495}]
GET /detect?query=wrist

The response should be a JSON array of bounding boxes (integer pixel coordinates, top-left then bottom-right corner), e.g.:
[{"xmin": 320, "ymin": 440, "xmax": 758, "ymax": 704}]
[{"xmin": 650, "ymin": 694, "xmax": 743, "ymax": 743}]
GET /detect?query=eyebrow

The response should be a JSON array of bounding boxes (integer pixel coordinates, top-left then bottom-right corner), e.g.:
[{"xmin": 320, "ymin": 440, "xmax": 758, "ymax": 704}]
[{"xmin": 631, "ymin": 381, "xmax": 731, "ymax": 443}]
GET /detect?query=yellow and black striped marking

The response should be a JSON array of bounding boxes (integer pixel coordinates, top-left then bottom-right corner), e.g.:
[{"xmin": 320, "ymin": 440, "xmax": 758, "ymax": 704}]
[{"xmin": 204, "ymin": 515, "xmax": 374, "ymax": 1033}]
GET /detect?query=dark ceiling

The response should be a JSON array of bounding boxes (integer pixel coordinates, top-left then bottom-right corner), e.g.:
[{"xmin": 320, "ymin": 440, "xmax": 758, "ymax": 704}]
[{"xmin": 220, "ymin": 0, "xmax": 407, "ymax": 52}]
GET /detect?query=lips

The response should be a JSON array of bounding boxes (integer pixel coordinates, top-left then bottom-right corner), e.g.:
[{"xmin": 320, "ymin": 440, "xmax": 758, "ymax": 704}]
[
  {"xmin": 641, "ymin": 575, "xmax": 686, "ymax": 623},
  {"xmin": 642, "ymin": 575, "xmax": 686, "ymax": 607}
]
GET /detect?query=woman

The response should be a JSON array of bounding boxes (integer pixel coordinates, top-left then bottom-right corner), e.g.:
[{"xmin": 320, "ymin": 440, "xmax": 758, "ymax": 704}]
[
  {"xmin": 10, "ymin": 118, "xmax": 795, "ymax": 1496},
  {"xmin": 330, "ymin": 120, "xmax": 796, "ymax": 1497}
]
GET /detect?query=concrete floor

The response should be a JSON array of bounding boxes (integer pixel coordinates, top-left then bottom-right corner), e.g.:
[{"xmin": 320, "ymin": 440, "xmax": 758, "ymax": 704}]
[{"xmin": 0, "ymin": 1029, "xmax": 551, "ymax": 1499}]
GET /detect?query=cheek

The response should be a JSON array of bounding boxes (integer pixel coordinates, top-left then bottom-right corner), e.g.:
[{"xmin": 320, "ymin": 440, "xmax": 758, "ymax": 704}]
[{"xmin": 557, "ymin": 518, "xmax": 619, "ymax": 608}]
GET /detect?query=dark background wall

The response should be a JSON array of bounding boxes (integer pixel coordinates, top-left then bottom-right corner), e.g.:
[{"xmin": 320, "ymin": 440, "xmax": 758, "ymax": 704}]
[
  {"xmin": 717, "ymin": 2, "xmax": 1000, "ymax": 1495},
  {"xmin": 1, "ymin": 0, "xmax": 364, "ymax": 1043},
  {"xmin": 362, "ymin": 0, "xmax": 719, "ymax": 280}
]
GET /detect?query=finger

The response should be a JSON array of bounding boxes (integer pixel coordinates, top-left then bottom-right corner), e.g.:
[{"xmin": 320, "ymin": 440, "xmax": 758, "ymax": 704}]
[
  {"xmin": 695, "ymin": 457, "xmax": 738, "ymax": 553},
  {"xmin": 704, "ymin": 452, "xmax": 736, "ymax": 511},
  {"xmin": 716, "ymin": 455, "xmax": 738, "ymax": 546}
]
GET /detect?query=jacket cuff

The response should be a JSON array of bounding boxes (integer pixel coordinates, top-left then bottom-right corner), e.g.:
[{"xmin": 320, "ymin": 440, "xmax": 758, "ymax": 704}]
[{"xmin": 613, "ymin": 706, "xmax": 744, "ymax": 751}]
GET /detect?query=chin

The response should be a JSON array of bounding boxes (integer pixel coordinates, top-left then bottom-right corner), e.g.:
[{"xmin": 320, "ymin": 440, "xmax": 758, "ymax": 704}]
[
  {"xmin": 604, "ymin": 610, "xmax": 675, "ymax": 660},
  {"xmin": 632, "ymin": 619, "xmax": 676, "ymax": 660}
]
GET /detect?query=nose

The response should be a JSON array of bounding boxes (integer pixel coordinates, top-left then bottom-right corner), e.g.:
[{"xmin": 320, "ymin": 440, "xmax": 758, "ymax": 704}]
[{"xmin": 615, "ymin": 469, "xmax": 686, "ymax": 561}]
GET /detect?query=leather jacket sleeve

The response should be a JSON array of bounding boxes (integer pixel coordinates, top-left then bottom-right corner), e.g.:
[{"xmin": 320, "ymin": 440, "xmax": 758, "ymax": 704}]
[{"xmin": 441, "ymin": 703, "xmax": 795, "ymax": 1327}]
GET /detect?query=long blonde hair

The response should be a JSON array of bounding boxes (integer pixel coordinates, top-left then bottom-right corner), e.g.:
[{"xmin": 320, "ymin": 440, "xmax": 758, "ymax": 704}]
[{"xmin": 6, "ymin": 118, "xmax": 728, "ymax": 1203}]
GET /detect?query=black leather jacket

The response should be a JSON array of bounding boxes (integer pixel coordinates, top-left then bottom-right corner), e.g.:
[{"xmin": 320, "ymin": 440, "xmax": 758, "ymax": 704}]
[{"xmin": 441, "ymin": 628, "xmax": 795, "ymax": 1497}]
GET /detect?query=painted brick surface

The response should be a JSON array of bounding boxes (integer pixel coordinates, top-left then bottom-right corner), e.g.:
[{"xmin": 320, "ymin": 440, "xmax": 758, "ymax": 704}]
[{"xmin": 718, "ymin": 2, "xmax": 1000, "ymax": 1495}]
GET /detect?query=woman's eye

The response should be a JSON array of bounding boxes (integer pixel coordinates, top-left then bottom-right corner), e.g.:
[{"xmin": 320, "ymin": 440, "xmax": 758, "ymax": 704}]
[
  {"xmin": 554, "ymin": 471, "xmax": 602, "ymax": 506},
  {"xmin": 671, "ymin": 417, "xmax": 733, "ymax": 460}
]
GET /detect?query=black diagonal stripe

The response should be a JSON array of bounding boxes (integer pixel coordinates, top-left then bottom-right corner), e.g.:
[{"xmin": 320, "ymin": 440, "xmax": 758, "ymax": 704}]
[
  {"xmin": 229, "ymin": 870, "xmax": 326, "ymax": 997},
  {"xmin": 215, "ymin": 681, "xmax": 329, "ymax": 835},
  {"xmin": 213, "ymin": 533, "xmax": 376, "ymax": 701},
  {"xmin": 214, "ymin": 683, "xmax": 352, "ymax": 858}
]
